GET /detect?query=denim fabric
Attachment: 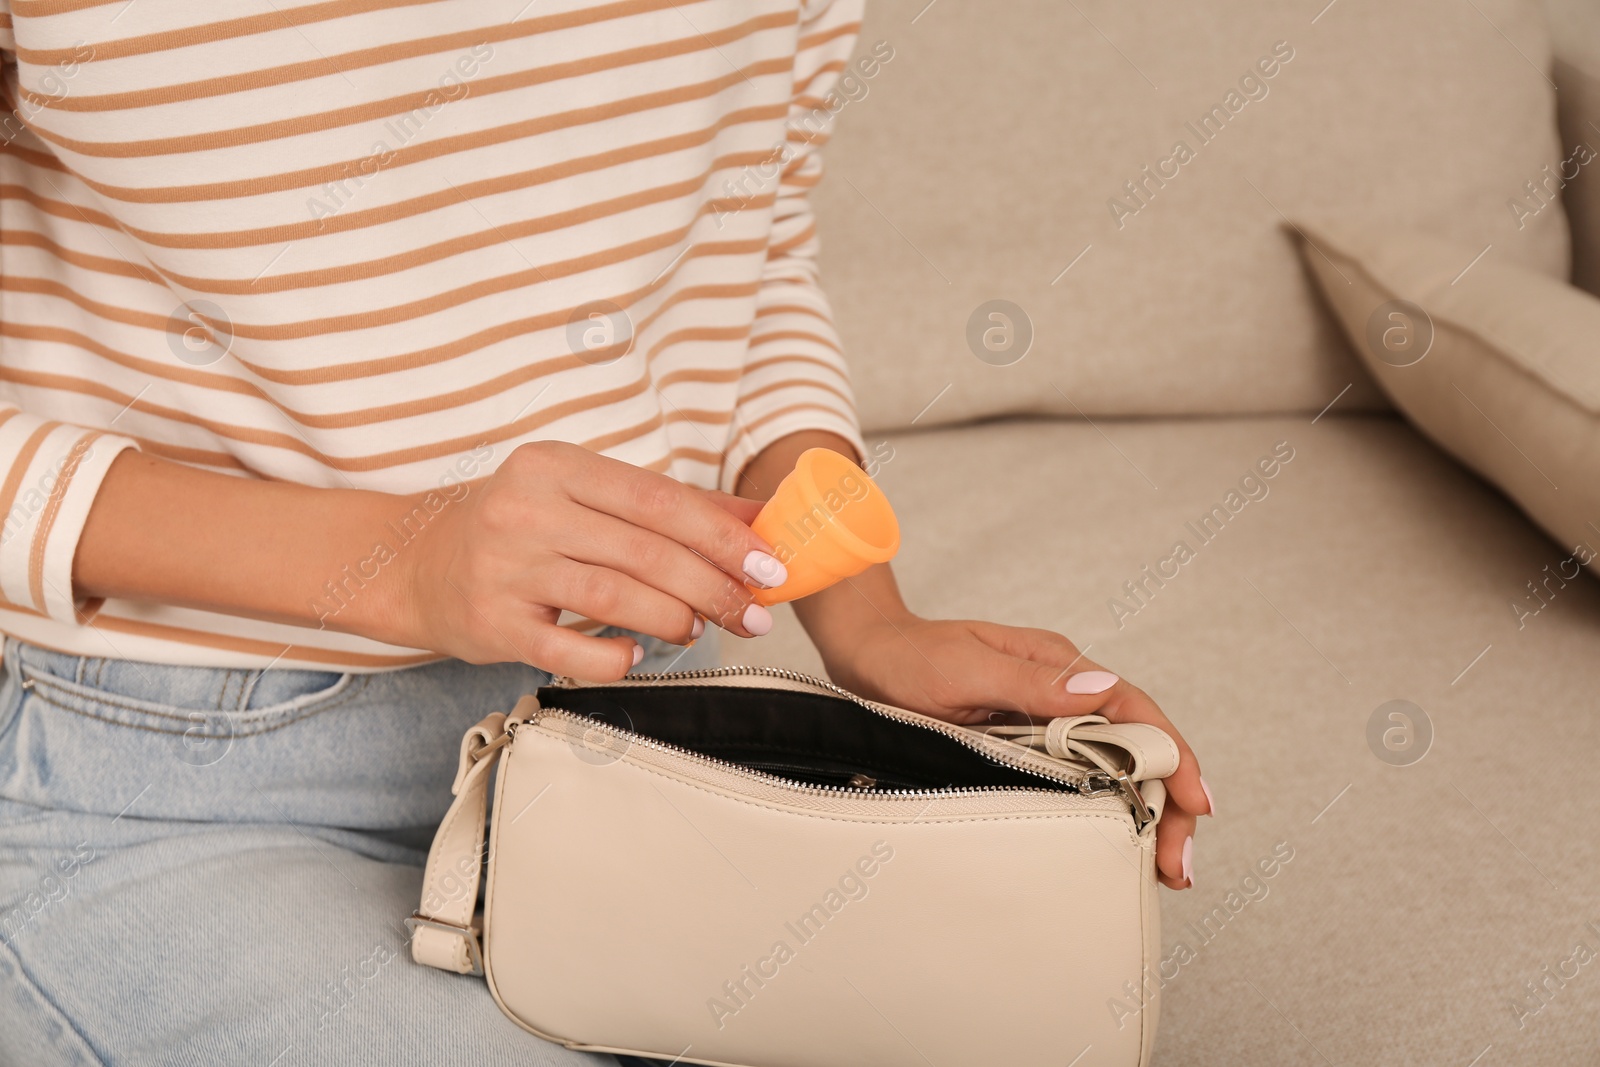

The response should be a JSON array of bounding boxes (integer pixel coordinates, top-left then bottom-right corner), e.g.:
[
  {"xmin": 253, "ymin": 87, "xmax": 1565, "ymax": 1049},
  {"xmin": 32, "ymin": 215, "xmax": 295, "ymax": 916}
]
[{"xmin": 0, "ymin": 631, "xmax": 718, "ymax": 1067}]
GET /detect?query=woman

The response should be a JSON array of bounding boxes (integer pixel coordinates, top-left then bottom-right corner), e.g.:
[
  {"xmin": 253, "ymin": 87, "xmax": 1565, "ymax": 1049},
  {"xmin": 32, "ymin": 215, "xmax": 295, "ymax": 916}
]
[{"xmin": 0, "ymin": 1, "xmax": 1208, "ymax": 1063}]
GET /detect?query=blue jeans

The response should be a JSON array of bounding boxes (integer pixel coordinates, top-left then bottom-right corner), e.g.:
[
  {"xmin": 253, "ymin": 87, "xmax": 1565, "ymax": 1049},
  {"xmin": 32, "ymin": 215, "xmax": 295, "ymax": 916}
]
[{"xmin": 0, "ymin": 632, "xmax": 718, "ymax": 1067}]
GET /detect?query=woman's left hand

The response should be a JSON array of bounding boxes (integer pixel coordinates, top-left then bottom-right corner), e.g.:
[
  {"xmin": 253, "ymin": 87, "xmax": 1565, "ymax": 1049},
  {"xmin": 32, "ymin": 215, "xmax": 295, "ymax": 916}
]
[
  {"xmin": 816, "ymin": 612, "xmax": 1211, "ymax": 891},
  {"xmin": 736, "ymin": 431, "xmax": 1210, "ymax": 892}
]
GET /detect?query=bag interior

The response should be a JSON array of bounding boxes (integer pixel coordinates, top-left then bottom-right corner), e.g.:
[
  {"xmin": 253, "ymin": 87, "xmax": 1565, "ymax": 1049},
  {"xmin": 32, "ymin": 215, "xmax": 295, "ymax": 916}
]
[{"xmin": 535, "ymin": 683, "xmax": 1071, "ymax": 792}]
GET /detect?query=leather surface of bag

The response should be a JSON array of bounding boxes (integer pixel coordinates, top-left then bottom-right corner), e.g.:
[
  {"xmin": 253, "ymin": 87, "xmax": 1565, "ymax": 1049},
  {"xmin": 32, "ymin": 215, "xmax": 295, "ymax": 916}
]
[{"xmin": 409, "ymin": 667, "xmax": 1178, "ymax": 1067}]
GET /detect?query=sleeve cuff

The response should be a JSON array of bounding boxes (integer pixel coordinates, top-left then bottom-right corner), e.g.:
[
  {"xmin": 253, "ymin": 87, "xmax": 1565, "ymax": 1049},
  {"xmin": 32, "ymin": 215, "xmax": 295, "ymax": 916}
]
[
  {"xmin": 718, "ymin": 403, "xmax": 868, "ymax": 495},
  {"xmin": 0, "ymin": 418, "xmax": 140, "ymax": 624}
]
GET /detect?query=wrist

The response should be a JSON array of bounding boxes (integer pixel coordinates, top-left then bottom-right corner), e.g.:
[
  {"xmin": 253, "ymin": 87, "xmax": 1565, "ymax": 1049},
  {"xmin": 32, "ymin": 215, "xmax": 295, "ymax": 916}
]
[
  {"xmin": 739, "ymin": 428, "xmax": 911, "ymax": 670},
  {"xmin": 735, "ymin": 429, "xmax": 862, "ymax": 502},
  {"xmin": 792, "ymin": 564, "xmax": 915, "ymax": 667},
  {"xmin": 304, "ymin": 489, "xmax": 438, "ymax": 650}
]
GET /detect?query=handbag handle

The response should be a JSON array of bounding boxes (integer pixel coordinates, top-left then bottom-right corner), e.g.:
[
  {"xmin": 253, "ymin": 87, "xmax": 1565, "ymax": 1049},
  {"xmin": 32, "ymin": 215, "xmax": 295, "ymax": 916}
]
[
  {"xmin": 407, "ymin": 697, "xmax": 535, "ymax": 975},
  {"xmin": 980, "ymin": 715, "xmax": 1181, "ymax": 782}
]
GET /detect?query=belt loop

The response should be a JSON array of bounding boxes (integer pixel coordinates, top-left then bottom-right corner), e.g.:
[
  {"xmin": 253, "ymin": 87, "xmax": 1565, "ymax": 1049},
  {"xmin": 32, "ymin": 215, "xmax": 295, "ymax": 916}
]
[
  {"xmin": 4, "ymin": 638, "xmax": 37, "ymax": 694},
  {"xmin": 219, "ymin": 668, "xmax": 242, "ymax": 712},
  {"xmin": 237, "ymin": 667, "xmax": 264, "ymax": 711}
]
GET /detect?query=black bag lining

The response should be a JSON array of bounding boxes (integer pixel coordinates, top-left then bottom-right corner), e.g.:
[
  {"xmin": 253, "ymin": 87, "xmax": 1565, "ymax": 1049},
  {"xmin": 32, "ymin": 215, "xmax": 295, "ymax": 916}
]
[{"xmin": 535, "ymin": 683, "xmax": 1068, "ymax": 793}]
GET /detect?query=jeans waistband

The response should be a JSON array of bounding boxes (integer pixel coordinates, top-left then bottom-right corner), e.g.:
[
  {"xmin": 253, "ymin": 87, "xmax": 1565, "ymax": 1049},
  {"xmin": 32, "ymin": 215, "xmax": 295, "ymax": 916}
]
[{"xmin": 0, "ymin": 636, "xmax": 555, "ymax": 831}]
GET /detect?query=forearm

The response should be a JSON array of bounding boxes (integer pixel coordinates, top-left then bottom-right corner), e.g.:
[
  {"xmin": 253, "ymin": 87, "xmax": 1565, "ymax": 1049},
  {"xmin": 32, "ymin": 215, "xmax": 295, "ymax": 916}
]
[
  {"xmin": 734, "ymin": 431, "xmax": 914, "ymax": 667},
  {"xmin": 74, "ymin": 450, "xmax": 419, "ymax": 644},
  {"xmin": 76, "ymin": 433, "xmax": 899, "ymax": 657}
]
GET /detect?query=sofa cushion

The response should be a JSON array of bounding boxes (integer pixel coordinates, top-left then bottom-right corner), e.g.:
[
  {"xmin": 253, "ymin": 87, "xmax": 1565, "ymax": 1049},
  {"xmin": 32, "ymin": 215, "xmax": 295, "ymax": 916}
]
[
  {"xmin": 813, "ymin": 0, "xmax": 1570, "ymax": 432},
  {"xmin": 736, "ymin": 414, "xmax": 1600, "ymax": 1064},
  {"xmin": 1545, "ymin": 0, "xmax": 1600, "ymax": 296},
  {"xmin": 1294, "ymin": 218, "xmax": 1600, "ymax": 578}
]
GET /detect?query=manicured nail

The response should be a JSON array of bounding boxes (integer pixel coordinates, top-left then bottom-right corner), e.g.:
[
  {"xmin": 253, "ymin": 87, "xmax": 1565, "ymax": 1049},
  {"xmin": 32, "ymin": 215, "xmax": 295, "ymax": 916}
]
[
  {"xmin": 743, "ymin": 550, "xmax": 787, "ymax": 589},
  {"xmin": 1065, "ymin": 670, "xmax": 1118, "ymax": 694},
  {"xmin": 691, "ymin": 615, "xmax": 705, "ymax": 639},
  {"xmin": 1200, "ymin": 776, "xmax": 1216, "ymax": 817},
  {"xmin": 741, "ymin": 603, "xmax": 773, "ymax": 636},
  {"xmin": 1181, "ymin": 836, "xmax": 1194, "ymax": 888},
  {"xmin": 630, "ymin": 643, "xmax": 644, "ymax": 667}
]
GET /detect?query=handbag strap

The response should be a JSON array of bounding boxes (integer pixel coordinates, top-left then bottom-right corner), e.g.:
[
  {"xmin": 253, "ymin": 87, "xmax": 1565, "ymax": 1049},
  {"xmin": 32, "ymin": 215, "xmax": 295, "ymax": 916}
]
[{"xmin": 407, "ymin": 698, "xmax": 534, "ymax": 975}]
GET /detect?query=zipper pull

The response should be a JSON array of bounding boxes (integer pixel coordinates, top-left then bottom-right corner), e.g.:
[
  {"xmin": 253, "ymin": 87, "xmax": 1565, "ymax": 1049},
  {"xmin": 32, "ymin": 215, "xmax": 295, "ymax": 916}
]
[
  {"xmin": 1115, "ymin": 769, "xmax": 1154, "ymax": 831},
  {"xmin": 1080, "ymin": 772, "xmax": 1122, "ymax": 797}
]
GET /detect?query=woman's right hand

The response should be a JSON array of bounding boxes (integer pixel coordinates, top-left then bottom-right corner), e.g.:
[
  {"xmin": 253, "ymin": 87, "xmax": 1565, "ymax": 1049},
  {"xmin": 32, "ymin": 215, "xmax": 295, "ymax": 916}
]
[{"xmin": 383, "ymin": 440, "xmax": 785, "ymax": 679}]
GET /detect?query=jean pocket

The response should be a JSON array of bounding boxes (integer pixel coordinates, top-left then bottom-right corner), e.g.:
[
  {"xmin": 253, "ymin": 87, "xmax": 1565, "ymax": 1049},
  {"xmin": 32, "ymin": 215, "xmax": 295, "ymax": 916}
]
[{"xmin": 11, "ymin": 649, "xmax": 365, "ymax": 748}]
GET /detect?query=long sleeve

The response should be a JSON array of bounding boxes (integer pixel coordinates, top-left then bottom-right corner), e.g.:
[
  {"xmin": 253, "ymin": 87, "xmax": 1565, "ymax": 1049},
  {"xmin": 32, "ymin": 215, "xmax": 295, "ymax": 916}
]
[
  {"xmin": 718, "ymin": 0, "xmax": 870, "ymax": 493},
  {"xmin": 0, "ymin": 17, "xmax": 143, "ymax": 626},
  {"xmin": 0, "ymin": 407, "xmax": 139, "ymax": 623},
  {"xmin": 0, "ymin": 0, "xmax": 869, "ymax": 668}
]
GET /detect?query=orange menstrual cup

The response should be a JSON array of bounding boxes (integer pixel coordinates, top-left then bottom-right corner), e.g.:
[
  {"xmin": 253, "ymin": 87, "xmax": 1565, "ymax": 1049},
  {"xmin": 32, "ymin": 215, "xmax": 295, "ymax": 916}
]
[{"xmin": 749, "ymin": 448, "xmax": 900, "ymax": 606}]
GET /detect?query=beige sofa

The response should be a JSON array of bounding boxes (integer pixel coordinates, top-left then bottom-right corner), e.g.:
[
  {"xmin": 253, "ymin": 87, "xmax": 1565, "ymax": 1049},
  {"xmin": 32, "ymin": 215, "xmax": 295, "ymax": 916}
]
[{"xmin": 736, "ymin": 1, "xmax": 1600, "ymax": 1062}]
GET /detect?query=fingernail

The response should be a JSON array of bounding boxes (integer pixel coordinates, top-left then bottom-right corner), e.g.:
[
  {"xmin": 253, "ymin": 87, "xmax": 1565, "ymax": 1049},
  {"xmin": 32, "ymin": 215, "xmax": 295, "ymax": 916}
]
[
  {"xmin": 743, "ymin": 550, "xmax": 787, "ymax": 589},
  {"xmin": 691, "ymin": 615, "xmax": 705, "ymax": 640},
  {"xmin": 1181, "ymin": 836, "xmax": 1194, "ymax": 889},
  {"xmin": 1065, "ymin": 670, "xmax": 1118, "ymax": 694},
  {"xmin": 741, "ymin": 603, "xmax": 773, "ymax": 636},
  {"xmin": 630, "ymin": 643, "xmax": 644, "ymax": 667},
  {"xmin": 1200, "ymin": 776, "xmax": 1216, "ymax": 817}
]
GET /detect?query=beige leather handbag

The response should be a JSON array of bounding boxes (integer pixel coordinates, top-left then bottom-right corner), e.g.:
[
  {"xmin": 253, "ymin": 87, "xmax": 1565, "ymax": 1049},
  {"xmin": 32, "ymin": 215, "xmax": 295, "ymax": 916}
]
[{"xmin": 409, "ymin": 667, "xmax": 1177, "ymax": 1067}]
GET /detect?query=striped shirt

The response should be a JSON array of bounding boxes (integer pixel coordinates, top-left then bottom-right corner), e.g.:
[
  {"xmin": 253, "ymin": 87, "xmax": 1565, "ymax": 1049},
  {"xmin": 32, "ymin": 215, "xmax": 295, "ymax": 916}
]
[{"xmin": 0, "ymin": 0, "xmax": 867, "ymax": 670}]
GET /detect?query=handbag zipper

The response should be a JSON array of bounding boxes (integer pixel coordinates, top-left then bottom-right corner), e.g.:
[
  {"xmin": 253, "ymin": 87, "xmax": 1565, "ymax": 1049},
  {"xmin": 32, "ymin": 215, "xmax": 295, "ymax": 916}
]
[
  {"xmin": 538, "ymin": 664, "xmax": 1127, "ymax": 800},
  {"xmin": 519, "ymin": 706, "xmax": 1123, "ymax": 801}
]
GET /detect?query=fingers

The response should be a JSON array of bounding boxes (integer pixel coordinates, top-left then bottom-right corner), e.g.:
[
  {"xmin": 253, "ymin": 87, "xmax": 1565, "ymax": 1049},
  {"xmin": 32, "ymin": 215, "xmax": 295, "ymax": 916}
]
[
  {"xmin": 560, "ymin": 452, "xmax": 786, "ymax": 591},
  {"xmin": 516, "ymin": 625, "xmax": 641, "ymax": 682},
  {"xmin": 959, "ymin": 620, "xmax": 1211, "ymax": 889},
  {"xmin": 1099, "ymin": 684, "xmax": 1210, "ymax": 821},
  {"xmin": 1082, "ymin": 679, "xmax": 1210, "ymax": 890},
  {"xmin": 699, "ymin": 489, "xmax": 765, "ymax": 525},
  {"xmin": 543, "ymin": 560, "xmax": 767, "ymax": 643},
  {"xmin": 446, "ymin": 582, "xmax": 641, "ymax": 680},
  {"xmin": 967, "ymin": 623, "xmax": 1212, "ymax": 821},
  {"xmin": 953, "ymin": 639, "xmax": 1135, "ymax": 722},
  {"xmin": 977, "ymin": 654, "xmax": 1209, "ymax": 887},
  {"xmin": 1155, "ymin": 806, "xmax": 1197, "ymax": 889},
  {"xmin": 551, "ymin": 511, "xmax": 769, "ymax": 639},
  {"xmin": 967, "ymin": 620, "xmax": 1084, "ymax": 667},
  {"xmin": 962, "ymin": 621, "xmax": 1123, "ymax": 712}
]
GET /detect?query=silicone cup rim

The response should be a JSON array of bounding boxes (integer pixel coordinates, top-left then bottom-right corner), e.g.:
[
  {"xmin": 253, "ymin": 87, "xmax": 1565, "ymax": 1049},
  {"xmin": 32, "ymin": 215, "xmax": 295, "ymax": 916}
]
[{"xmin": 793, "ymin": 448, "xmax": 899, "ymax": 564}]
